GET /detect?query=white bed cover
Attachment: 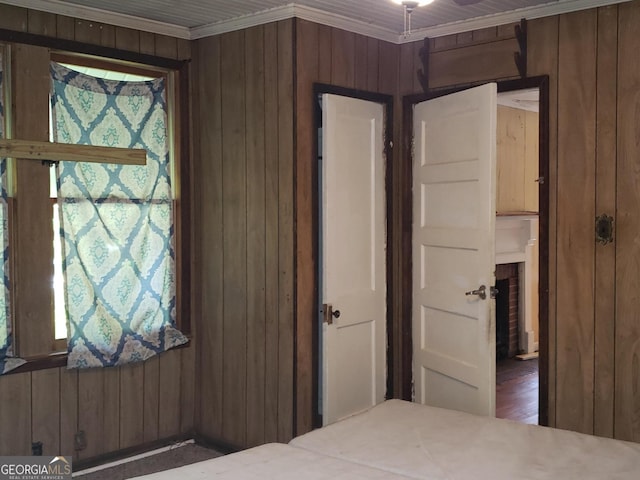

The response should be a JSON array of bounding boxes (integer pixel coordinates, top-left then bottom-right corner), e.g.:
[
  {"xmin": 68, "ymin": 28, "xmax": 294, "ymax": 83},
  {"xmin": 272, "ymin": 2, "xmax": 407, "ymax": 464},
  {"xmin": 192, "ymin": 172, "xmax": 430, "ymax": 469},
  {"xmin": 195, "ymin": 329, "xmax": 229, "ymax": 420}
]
[
  {"xmin": 290, "ymin": 399, "xmax": 640, "ymax": 480},
  {"xmin": 127, "ymin": 443, "xmax": 416, "ymax": 480}
]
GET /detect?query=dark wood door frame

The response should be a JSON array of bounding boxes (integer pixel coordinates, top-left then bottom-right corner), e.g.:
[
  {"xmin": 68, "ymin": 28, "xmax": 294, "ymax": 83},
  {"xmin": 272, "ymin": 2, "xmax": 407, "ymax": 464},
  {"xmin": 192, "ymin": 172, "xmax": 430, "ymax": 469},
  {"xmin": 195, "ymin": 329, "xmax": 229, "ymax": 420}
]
[
  {"xmin": 310, "ymin": 83, "xmax": 394, "ymax": 429},
  {"xmin": 400, "ymin": 75, "xmax": 550, "ymax": 426}
]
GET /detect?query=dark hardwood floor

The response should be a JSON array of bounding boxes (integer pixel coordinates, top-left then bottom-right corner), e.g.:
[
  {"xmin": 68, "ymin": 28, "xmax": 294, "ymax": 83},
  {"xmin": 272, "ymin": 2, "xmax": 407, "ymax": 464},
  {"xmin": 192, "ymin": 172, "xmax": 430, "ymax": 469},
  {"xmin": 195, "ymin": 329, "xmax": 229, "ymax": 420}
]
[{"xmin": 496, "ymin": 357, "xmax": 539, "ymax": 424}]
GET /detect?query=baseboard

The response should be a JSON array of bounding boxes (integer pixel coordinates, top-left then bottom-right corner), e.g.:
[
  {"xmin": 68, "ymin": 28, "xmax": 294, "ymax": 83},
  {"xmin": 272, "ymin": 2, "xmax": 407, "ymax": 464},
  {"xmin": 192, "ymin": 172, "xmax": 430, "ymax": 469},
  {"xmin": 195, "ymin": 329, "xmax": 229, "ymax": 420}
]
[{"xmin": 73, "ymin": 432, "xmax": 193, "ymax": 472}]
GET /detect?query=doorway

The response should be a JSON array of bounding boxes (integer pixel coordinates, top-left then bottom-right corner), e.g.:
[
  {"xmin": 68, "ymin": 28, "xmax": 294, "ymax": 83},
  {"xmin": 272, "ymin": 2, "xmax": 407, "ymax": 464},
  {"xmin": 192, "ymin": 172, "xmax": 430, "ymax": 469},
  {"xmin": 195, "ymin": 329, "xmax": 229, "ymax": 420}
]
[
  {"xmin": 405, "ymin": 76, "xmax": 549, "ymax": 424},
  {"xmin": 313, "ymin": 85, "xmax": 393, "ymax": 427},
  {"xmin": 495, "ymin": 88, "xmax": 541, "ymax": 424}
]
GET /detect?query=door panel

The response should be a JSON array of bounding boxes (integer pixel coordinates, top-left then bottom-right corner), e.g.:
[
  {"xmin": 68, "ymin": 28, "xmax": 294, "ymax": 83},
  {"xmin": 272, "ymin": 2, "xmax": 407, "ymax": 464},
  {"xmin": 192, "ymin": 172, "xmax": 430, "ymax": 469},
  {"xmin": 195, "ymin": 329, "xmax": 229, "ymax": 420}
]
[
  {"xmin": 412, "ymin": 83, "xmax": 497, "ymax": 417},
  {"xmin": 322, "ymin": 94, "xmax": 386, "ymax": 425}
]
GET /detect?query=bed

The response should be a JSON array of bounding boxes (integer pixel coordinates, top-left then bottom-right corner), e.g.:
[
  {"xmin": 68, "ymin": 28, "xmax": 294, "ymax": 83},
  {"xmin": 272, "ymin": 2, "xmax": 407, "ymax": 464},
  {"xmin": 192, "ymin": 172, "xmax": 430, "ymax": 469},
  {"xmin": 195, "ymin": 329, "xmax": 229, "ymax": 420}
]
[{"xmin": 129, "ymin": 400, "xmax": 640, "ymax": 479}]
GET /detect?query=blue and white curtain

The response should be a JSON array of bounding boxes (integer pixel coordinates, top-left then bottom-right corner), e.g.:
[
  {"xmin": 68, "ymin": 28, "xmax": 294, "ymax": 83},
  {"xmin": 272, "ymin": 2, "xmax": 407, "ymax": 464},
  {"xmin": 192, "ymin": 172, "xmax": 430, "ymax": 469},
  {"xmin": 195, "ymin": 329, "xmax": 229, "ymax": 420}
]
[
  {"xmin": 50, "ymin": 62, "xmax": 187, "ymax": 369},
  {"xmin": 0, "ymin": 49, "xmax": 25, "ymax": 374}
]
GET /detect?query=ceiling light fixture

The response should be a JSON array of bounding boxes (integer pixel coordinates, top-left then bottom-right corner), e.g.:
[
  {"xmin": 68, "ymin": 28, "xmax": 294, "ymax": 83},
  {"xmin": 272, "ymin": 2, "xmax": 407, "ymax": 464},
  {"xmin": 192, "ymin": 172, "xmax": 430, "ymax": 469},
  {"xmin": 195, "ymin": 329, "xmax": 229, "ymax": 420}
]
[{"xmin": 392, "ymin": 0, "xmax": 433, "ymax": 37}]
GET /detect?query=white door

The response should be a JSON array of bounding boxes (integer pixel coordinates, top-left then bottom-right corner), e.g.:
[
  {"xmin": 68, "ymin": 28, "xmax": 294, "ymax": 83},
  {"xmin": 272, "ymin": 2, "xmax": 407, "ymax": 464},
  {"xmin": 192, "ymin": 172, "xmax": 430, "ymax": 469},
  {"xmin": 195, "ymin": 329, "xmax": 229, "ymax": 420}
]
[
  {"xmin": 412, "ymin": 83, "xmax": 497, "ymax": 417},
  {"xmin": 322, "ymin": 94, "xmax": 386, "ymax": 425}
]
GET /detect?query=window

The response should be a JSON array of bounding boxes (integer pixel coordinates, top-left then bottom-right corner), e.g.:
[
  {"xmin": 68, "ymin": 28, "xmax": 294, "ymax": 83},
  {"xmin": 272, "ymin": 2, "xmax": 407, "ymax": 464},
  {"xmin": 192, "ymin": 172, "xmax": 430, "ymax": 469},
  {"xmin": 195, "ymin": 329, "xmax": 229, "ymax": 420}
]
[
  {"xmin": 49, "ymin": 63, "xmax": 158, "ymax": 344},
  {"xmin": 1, "ymin": 44, "xmax": 190, "ymax": 371}
]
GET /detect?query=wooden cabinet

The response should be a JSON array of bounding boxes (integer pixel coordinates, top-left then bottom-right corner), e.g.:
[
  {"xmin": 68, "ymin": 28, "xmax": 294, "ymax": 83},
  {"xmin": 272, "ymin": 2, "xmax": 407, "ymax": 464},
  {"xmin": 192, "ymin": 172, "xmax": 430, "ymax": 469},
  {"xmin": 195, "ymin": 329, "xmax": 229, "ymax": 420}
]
[{"xmin": 496, "ymin": 105, "xmax": 539, "ymax": 213}]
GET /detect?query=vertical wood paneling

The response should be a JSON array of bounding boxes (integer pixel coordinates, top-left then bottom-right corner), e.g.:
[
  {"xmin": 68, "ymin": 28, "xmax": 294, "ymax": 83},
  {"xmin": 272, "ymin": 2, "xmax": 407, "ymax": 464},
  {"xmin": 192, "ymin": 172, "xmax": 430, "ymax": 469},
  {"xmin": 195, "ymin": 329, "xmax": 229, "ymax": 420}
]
[
  {"xmin": 102, "ymin": 368, "xmax": 120, "ymax": 453},
  {"xmin": 496, "ymin": 106, "xmax": 526, "ymax": 213},
  {"xmin": 399, "ymin": 43, "xmax": 416, "ymax": 97},
  {"xmin": 263, "ymin": 22, "xmax": 281, "ymax": 443},
  {"xmin": 616, "ymin": 0, "xmax": 640, "ymax": 443},
  {"xmin": 276, "ymin": 19, "xmax": 295, "ymax": 443},
  {"xmin": 220, "ymin": 29, "xmax": 248, "ymax": 448},
  {"xmin": 556, "ymin": 9, "xmax": 597, "ymax": 434},
  {"xmin": 594, "ymin": 4, "xmax": 618, "ymax": 439},
  {"xmin": 119, "ymin": 363, "xmax": 144, "ymax": 449},
  {"xmin": 100, "ymin": 24, "xmax": 116, "ymax": 49},
  {"xmin": 318, "ymin": 25, "xmax": 332, "ymax": 84},
  {"xmin": 196, "ymin": 21, "xmax": 295, "ymax": 448},
  {"xmin": 77, "ymin": 370, "xmax": 105, "ymax": 460},
  {"xmin": 196, "ymin": 34, "xmax": 224, "ymax": 441},
  {"xmin": 245, "ymin": 24, "xmax": 267, "ymax": 448},
  {"xmin": 527, "ymin": 14, "xmax": 559, "ymax": 428},
  {"xmin": 295, "ymin": 18, "xmax": 319, "ymax": 436},
  {"xmin": 354, "ymin": 34, "xmax": 368, "ymax": 91},
  {"xmin": 31, "ymin": 368, "xmax": 60, "ymax": 456},
  {"xmin": 139, "ymin": 32, "xmax": 155, "ymax": 55},
  {"xmin": 524, "ymin": 111, "xmax": 539, "ymax": 212},
  {"xmin": 158, "ymin": 350, "xmax": 182, "ymax": 438},
  {"xmin": 0, "ymin": 373, "xmax": 31, "ymax": 455},
  {"xmin": 180, "ymin": 343, "xmax": 196, "ymax": 434},
  {"xmin": 412, "ymin": 41, "xmax": 424, "ymax": 93},
  {"xmin": 331, "ymin": 28, "xmax": 355, "ymax": 88},
  {"xmin": 366, "ymin": 38, "xmax": 380, "ymax": 92},
  {"xmin": 143, "ymin": 356, "xmax": 160, "ymax": 443},
  {"xmin": 177, "ymin": 39, "xmax": 191, "ymax": 61},
  {"xmin": 27, "ymin": 10, "xmax": 56, "ymax": 36},
  {"xmin": 0, "ymin": 4, "xmax": 27, "ymax": 31},
  {"xmin": 55, "ymin": 15, "xmax": 75, "ymax": 40},
  {"xmin": 154, "ymin": 35, "xmax": 178, "ymax": 59},
  {"xmin": 74, "ymin": 19, "xmax": 101, "ymax": 45},
  {"xmin": 114, "ymin": 27, "xmax": 140, "ymax": 52},
  {"xmin": 59, "ymin": 368, "xmax": 78, "ymax": 455}
]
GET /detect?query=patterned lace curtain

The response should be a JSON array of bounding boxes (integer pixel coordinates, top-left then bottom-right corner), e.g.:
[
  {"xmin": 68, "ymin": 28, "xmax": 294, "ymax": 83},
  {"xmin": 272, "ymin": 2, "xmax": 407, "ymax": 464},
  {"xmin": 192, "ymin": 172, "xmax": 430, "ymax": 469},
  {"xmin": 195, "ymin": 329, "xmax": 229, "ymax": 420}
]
[
  {"xmin": 50, "ymin": 62, "xmax": 187, "ymax": 369},
  {"xmin": 0, "ymin": 49, "xmax": 25, "ymax": 374}
]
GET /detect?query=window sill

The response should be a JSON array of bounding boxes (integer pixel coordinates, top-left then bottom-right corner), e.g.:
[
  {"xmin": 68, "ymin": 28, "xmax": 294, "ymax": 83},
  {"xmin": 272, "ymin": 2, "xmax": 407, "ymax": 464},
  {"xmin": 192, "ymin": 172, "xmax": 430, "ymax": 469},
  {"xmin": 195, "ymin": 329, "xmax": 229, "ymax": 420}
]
[{"xmin": 6, "ymin": 337, "xmax": 192, "ymax": 375}]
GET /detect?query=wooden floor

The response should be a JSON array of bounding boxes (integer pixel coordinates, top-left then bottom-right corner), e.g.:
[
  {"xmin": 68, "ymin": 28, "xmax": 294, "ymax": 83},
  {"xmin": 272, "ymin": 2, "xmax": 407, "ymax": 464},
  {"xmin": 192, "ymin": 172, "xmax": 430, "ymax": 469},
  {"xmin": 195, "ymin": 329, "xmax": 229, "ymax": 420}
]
[{"xmin": 496, "ymin": 357, "xmax": 539, "ymax": 424}]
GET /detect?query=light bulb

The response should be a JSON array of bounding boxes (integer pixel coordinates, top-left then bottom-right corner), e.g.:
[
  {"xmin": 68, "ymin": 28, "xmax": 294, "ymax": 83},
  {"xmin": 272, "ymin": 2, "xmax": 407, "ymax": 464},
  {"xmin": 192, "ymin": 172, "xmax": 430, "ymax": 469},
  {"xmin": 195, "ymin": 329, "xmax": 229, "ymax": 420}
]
[{"xmin": 391, "ymin": 0, "xmax": 434, "ymax": 7}]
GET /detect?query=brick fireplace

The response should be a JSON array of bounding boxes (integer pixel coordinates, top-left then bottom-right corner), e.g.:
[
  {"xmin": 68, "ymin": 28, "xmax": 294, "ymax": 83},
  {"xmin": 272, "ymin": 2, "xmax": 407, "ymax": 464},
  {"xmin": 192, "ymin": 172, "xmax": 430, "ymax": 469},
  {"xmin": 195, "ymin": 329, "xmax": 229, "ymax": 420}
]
[{"xmin": 496, "ymin": 263, "xmax": 519, "ymax": 360}]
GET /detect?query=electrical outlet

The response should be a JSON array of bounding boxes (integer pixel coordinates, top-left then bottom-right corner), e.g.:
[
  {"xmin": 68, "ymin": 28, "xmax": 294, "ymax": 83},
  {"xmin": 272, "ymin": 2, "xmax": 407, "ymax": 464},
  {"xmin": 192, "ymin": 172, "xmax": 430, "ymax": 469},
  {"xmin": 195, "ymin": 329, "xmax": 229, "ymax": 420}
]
[
  {"xmin": 31, "ymin": 441, "xmax": 43, "ymax": 456},
  {"xmin": 74, "ymin": 431, "xmax": 87, "ymax": 451}
]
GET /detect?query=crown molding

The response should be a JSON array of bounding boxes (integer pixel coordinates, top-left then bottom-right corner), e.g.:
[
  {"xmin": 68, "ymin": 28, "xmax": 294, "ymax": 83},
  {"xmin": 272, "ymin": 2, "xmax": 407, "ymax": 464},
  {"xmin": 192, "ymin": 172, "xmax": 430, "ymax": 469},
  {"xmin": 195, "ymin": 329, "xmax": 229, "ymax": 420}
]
[
  {"xmin": 0, "ymin": 0, "xmax": 190, "ymax": 39},
  {"xmin": 190, "ymin": 4, "xmax": 295, "ymax": 40},
  {"xmin": 0, "ymin": 0, "xmax": 632, "ymax": 44},
  {"xmin": 190, "ymin": 4, "xmax": 400, "ymax": 42}
]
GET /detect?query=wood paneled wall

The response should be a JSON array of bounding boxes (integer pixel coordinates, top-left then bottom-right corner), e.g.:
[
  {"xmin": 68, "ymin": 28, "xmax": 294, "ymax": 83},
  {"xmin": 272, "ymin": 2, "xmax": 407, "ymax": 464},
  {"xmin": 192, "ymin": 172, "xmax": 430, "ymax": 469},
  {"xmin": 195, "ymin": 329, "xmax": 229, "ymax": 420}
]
[
  {"xmin": 496, "ymin": 106, "xmax": 539, "ymax": 213},
  {"xmin": 0, "ymin": 3, "xmax": 195, "ymax": 460},
  {"xmin": 194, "ymin": 20, "xmax": 295, "ymax": 449},
  {"xmin": 4, "ymin": 0, "xmax": 640, "ymax": 458}
]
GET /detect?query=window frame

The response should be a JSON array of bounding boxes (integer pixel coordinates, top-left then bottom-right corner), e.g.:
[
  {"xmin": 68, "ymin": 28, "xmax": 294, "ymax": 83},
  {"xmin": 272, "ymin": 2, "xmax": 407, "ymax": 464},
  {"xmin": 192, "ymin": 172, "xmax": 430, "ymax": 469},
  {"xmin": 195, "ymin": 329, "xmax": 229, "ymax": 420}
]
[{"xmin": 0, "ymin": 32, "xmax": 192, "ymax": 374}]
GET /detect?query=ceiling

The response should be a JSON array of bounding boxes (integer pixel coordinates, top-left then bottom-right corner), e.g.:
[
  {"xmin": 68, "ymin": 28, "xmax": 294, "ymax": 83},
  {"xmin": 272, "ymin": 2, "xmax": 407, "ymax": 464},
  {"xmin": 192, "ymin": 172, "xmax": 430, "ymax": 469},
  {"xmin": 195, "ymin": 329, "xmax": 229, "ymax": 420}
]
[{"xmin": 0, "ymin": 0, "xmax": 626, "ymax": 42}]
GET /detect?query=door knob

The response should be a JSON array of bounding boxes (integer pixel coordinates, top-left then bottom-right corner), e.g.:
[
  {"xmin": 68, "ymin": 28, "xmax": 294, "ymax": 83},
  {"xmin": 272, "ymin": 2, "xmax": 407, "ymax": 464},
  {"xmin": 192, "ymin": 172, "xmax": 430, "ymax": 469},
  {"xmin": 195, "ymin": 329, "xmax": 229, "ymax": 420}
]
[
  {"xmin": 332, "ymin": 309, "xmax": 341, "ymax": 319},
  {"xmin": 465, "ymin": 285, "xmax": 486, "ymax": 300}
]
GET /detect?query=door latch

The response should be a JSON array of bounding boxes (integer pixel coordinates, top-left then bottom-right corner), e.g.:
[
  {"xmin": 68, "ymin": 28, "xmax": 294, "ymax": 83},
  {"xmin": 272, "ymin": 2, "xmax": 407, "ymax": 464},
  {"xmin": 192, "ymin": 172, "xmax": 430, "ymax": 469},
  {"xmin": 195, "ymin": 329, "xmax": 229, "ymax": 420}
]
[{"xmin": 322, "ymin": 304, "xmax": 341, "ymax": 325}]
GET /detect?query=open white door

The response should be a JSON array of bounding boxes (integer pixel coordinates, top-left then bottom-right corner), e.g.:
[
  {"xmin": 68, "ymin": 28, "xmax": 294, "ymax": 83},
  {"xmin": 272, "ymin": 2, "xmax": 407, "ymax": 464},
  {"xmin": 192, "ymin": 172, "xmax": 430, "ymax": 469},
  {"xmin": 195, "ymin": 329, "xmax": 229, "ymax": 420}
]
[
  {"xmin": 322, "ymin": 94, "xmax": 386, "ymax": 425},
  {"xmin": 412, "ymin": 83, "xmax": 497, "ymax": 417}
]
